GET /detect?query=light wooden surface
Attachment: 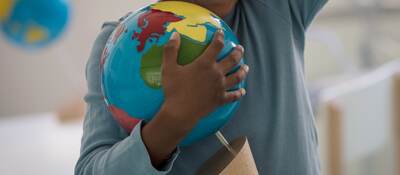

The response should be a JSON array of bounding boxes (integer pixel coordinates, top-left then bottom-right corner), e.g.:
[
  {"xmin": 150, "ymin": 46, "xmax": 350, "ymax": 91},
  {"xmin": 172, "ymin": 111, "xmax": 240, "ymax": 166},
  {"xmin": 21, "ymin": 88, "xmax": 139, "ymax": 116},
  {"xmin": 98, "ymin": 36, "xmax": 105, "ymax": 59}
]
[
  {"xmin": 56, "ymin": 97, "xmax": 85, "ymax": 123},
  {"xmin": 327, "ymin": 102, "xmax": 343, "ymax": 175},
  {"xmin": 393, "ymin": 72, "xmax": 400, "ymax": 175}
]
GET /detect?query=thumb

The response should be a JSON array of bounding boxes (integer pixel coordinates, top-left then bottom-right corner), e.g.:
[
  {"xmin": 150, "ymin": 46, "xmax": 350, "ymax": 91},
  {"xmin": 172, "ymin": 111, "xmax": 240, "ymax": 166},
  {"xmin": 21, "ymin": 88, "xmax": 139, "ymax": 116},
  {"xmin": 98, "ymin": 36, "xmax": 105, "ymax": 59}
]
[{"xmin": 162, "ymin": 32, "xmax": 181, "ymax": 70}]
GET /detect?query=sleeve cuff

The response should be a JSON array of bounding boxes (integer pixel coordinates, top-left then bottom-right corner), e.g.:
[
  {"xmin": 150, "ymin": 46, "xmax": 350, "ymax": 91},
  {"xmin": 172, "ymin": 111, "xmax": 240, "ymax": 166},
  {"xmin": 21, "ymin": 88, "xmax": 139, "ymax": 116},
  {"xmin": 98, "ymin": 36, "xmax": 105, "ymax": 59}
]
[{"xmin": 130, "ymin": 120, "xmax": 180, "ymax": 174}]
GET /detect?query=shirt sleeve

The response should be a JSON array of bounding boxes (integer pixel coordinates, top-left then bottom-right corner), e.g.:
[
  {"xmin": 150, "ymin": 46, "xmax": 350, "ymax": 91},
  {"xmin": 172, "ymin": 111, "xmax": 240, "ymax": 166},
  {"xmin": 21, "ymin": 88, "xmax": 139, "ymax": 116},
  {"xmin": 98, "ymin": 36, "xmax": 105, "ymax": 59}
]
[
  {"xmin": 74, "ymin": 22, "xmax": 180, "ymax": 175},
  {"xmin": 288, "ymin": 0, "xmax": 328, "ymax": 29}
]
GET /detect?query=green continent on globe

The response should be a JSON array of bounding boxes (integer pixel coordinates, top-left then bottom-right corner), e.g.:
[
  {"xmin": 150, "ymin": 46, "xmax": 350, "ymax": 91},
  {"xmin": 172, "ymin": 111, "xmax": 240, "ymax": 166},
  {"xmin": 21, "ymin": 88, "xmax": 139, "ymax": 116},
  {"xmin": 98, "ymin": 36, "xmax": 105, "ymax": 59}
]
[{"xmin": 140, "ymin": 35, "xmax": 208, "ymax": 89}]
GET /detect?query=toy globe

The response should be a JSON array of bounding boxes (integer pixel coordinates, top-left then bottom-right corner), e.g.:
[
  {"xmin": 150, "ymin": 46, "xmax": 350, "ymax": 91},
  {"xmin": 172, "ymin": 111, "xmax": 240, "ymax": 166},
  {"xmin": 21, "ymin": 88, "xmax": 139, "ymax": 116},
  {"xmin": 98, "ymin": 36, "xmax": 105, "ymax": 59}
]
[
  {"xmin": 0, "ymin": 0, "xmax": 70, "ymax": 48},
  {"xmin": 101, "ymin": 1, "xmax": 245, "ymax": 146}
]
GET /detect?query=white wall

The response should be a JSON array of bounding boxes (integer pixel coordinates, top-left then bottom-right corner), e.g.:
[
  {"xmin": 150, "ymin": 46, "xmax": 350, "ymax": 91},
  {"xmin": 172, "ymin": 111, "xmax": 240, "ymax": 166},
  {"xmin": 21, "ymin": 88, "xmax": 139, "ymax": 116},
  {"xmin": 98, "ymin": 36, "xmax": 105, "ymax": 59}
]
[{"xmin": 0, "ymin": 0, "xmax": 154, "ymax": 117}]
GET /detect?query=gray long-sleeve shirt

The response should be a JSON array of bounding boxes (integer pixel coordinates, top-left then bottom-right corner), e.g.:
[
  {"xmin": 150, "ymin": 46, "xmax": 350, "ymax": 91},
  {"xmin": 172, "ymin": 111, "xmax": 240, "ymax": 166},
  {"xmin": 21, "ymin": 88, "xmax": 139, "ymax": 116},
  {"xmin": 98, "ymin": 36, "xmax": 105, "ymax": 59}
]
[{"xmin": 75, "ymin": 0, "xmax": 327, "ymax": 174}]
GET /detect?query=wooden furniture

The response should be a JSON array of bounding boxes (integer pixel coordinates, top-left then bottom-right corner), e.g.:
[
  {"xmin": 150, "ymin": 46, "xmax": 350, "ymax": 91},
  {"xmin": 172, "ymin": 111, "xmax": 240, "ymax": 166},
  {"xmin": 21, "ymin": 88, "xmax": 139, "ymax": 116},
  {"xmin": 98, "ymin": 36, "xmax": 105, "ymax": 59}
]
[
  {"xmin": 316, "ymin": 61, "xmax": 400, "ymax": 175},
  {"xmin": 56, "ymin": 97, "xmax": 85, "ymax": 123}
]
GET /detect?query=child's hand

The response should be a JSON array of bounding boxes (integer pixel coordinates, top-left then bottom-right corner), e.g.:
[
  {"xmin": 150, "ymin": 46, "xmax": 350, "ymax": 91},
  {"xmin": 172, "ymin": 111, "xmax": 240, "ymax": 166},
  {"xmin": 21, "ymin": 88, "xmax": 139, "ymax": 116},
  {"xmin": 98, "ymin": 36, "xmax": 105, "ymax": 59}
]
[
  {"xmin": 161, "ymin": 30, "xmax": 248, "ymax": 124},
  {"xmin": 141, "ymin": 30, "xmax": 248, "ymax": 168}
]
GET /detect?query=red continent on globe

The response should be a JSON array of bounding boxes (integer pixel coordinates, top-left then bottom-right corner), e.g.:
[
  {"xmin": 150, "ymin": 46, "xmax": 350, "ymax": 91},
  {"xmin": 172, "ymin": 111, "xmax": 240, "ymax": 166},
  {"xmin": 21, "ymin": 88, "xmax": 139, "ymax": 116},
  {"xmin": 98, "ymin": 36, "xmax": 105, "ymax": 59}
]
[
  {"xmin": 108, "ymin": 105, "xmax": 140, "ymax": 132},
  {"xmin": 132, "ymin": 9, "xmax": 183, "ymax": 52},
  {"xmin": 100, "ymin": 47, "xmax": 109, "ymax": 68},
  {"xmin": 112, "ymin": 24, "xmax": 127, "ymax": 44}
]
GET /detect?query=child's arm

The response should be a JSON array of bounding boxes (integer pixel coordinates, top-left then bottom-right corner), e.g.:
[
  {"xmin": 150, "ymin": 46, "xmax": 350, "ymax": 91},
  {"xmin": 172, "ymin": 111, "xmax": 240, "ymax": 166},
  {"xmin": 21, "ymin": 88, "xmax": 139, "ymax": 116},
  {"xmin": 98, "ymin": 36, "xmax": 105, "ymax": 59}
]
[{"xmin": 74, "ymin": 22, "xmax": 179, "ymax": 175}]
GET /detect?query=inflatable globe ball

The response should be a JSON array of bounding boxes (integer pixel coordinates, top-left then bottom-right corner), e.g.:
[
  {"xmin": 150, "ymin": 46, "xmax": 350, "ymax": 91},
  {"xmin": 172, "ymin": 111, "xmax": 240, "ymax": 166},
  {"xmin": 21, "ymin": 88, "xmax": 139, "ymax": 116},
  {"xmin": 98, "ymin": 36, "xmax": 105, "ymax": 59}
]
[
  {"xmin": 101, "ymin": 1, "xmax": 245, "ymax": 146},
  {"xmin": 0, "ymin": 0, "xmax": 70, "ymax": 48}
]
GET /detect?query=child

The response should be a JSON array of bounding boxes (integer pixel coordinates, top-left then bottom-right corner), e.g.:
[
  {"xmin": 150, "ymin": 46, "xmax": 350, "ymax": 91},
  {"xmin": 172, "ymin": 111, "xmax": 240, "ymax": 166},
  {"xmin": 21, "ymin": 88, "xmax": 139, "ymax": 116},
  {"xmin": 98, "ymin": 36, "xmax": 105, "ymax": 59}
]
[{"xmin": 75, "ymin": 0, "xmax": 327, "ymax": 174}]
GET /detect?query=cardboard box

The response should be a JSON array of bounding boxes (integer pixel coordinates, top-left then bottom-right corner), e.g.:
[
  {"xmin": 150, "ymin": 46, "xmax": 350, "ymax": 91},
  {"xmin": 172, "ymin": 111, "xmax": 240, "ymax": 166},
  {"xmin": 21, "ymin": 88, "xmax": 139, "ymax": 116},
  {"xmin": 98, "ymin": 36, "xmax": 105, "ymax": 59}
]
[{"xmin": 196, "ymin": 136, "xmax": 259, "ymax": 175}]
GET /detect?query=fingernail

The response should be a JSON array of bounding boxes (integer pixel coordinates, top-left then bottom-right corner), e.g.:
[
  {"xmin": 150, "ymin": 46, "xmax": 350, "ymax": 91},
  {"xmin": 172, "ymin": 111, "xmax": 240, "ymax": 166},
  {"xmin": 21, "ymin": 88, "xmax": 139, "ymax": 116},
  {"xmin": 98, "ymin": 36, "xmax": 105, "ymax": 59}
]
[
  {"xmin": 170, "ymin": 32, "xmax": 179, "ymax": 41},
  {"xmin": 237, "ymin": 45, "xmax": 244, "ymax": 54},
  {"xmin": 240, "ymin": 88, "xmax": 246, "ymax": 96},
  {"xmin": 243, "ymin": 64, "xmax": 249, "ymax": 73},
  {"xmin": 217, "ymin": 29, "xmax": 224, "ymax": 37}
]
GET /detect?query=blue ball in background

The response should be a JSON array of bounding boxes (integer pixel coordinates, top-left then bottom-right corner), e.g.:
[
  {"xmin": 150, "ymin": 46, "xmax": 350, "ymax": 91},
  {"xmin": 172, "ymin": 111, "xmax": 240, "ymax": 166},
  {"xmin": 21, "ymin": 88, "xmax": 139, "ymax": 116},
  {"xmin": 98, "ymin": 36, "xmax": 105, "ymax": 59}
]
[{"xmin": 0, "ymin": 0, "xmax": 70, "ymax": 49}]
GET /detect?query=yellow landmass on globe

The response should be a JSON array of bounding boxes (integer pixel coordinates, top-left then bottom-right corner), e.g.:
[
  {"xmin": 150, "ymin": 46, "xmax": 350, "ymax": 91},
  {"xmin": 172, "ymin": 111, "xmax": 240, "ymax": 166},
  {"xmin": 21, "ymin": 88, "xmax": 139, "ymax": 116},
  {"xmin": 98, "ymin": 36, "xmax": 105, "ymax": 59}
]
[
  {"xmin": 152, "ymin": 1, "xmax": 221, "ymax": 43},
  {"xmin": 0, "ymin": 0, "xmax": 14, "ymax": 22},
  {"xmin": 26, "ymin": 25, "xmax": 48, "ymax": 44}
]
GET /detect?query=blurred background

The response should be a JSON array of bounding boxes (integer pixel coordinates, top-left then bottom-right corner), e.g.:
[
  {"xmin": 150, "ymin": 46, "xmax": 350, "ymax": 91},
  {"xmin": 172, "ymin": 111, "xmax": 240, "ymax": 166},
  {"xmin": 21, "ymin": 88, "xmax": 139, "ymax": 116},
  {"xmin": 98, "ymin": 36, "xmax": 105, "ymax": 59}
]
[{"xmin": 0, "ymin": 0, "xmax": 399, "ymax": 174}]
